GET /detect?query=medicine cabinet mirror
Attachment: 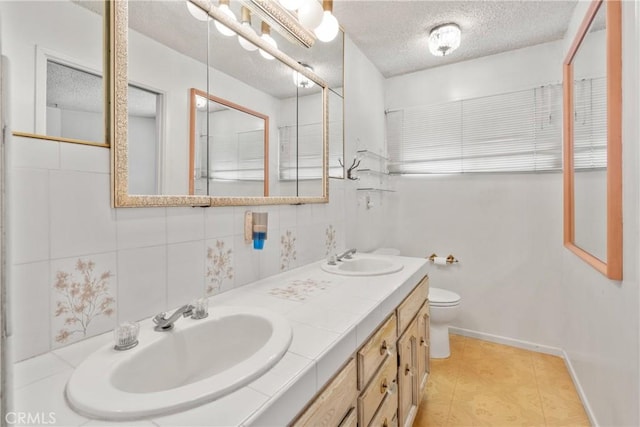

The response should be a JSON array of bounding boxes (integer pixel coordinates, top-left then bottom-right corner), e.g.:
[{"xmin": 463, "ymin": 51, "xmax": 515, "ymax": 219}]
[
  {"xmin": 563, "ymin": 0, "xmax": 622, "ymax": 280},
  {"xmin": 111, "ymin": 0, "xmax": 333, "ymax": 207}
]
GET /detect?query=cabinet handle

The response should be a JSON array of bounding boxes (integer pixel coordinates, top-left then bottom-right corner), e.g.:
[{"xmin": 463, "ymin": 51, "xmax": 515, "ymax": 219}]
[
  {"xmin": 380, "ymin": 378, "xmax": 397, "ymax": 395},
  {"xmin": 405, "ymin": 364, "xmax": 414, "ymax": 377},
  {"xmin": 382, "ymin": 418, "xmax": 389, "ymax": 427},
  {"xmin": 420, "ymin": 338, "xmax": 427, "ymax": 347},
  {"xmin": 380, "ymin": 339, "xmax": 395, "ymax": 356}
]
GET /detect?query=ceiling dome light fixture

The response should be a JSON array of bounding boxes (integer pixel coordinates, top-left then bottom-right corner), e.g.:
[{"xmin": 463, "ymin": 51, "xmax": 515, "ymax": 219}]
[
  {"xmin": 259, "ymin": 22, "xmax": 278, "ymax": 60},
  {"xmin": 314, "ymin": 0, "xmax": 339, "ymax": 43},
  {"xmin": 238, "ymin": 7, "xmax": 258, "ymax": 51},
  {"xmin": 214, "ymin": 0, "xmax": 237, "ymax": 37},
  {"xmin": 293, "ymin": 63, "xmax": 315, "ymax": 88},
  {"xmin": 428, "ymin": 23, "xmax": 461, "ymax": 57}
]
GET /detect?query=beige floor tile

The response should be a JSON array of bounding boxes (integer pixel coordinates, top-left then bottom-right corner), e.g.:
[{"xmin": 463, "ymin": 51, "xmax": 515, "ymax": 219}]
[{"xmin": 418, "ymin": 335, "xmax": 590, "ymax": 427}]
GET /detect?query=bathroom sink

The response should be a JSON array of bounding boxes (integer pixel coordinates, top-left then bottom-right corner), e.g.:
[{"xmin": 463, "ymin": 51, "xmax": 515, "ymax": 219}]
[
  {"xmin": 66, "ymin": 306, "xmax": 292, "ymax": 420},
  {"xmin": 321, "ymin": 255, "xmax": 404, "ymax": 276}
]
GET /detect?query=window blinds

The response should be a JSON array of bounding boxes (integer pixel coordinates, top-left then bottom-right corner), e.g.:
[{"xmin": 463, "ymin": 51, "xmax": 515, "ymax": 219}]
[{"xmin": 387, "ymin": 81, "xmax": 605, "ymax": 174}]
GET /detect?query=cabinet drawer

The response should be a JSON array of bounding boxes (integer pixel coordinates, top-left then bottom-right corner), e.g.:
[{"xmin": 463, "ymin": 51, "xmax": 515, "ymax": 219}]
[
  {"xmin": 358, "ymin": 354, "xmax": 397, "ymax": 427},
  {"xmin": 357, "ymin": 314, "xmax": 397, "ymax": 390},
  {"xmin": 293, "ymin": 358, "xmax": 357, "ymax": 427},
  {"xmin": 396, "ymin": 276, "xmax": 428, "ymax": 336},
  {"xmin": 369, "ymin": 392, "xmax": 398, "ymax": 427},
  {"xmin": 339, "ymin": 407, "xmax": 357, "ymax": 427}
]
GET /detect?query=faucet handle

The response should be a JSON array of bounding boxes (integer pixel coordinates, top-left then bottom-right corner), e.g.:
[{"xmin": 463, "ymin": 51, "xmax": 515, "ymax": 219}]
[
  {"xmin": 152, "ymin": 313, "xmax": 167, "ymax": 325},
  {"xmin": 182, "ymin": 305, "xmax": 195, "ymax": 318}
]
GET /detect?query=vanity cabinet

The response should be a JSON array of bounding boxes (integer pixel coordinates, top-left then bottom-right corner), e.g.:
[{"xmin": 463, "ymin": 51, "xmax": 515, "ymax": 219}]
[
  {"xmin": 292, "ymin": 358, "xmax": 357, "ymax": 427},
  {"xmin": 292, "ymin": 275, "xmax": 429, "ymax": 427}
]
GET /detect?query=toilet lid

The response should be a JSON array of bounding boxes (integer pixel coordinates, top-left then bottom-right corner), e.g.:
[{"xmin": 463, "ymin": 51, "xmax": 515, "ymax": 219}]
[{"xmin": 429, "ymin": 287, "xmax": 461, "ymax": 305}]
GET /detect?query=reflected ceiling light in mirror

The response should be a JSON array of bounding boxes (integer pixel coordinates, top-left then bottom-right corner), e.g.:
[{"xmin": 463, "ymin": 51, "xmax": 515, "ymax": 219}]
[
  {"xmin": 238, "ymin": 7, "xmax": 259, "ymax": 51},
  {"xmin": 214, "ymin": 0, "xmax": 237, "ymax": 36},
  {"xmin": 248, "ymin": 0, "xmax": 316, "ymax": 48},
  {"xmin": 279, "ymin": 0, "xmax": 301, "ymax": 11},
  {"xmin": 314, "ymin": 0, "xmax": 339, "ymax": 42},
  {"xmin": 186, "ymin": 0, "xmax": 210, "ymax": 21},
  {"xmin": 298, "ymin": 0, "xmax": 323, "ymax": 30},
  {"xmin": 293, "ymin": 63, "xmax": 315, "ymax": 88},
  {"xmin": 259, "ymin": 22, "xmax": 277, "ymax": 60},
  {"xmin": 195, "ymin": 95, "xmax": 208, "ymax": 110},
  {"xmin": 428, "ymin": 23, "xmax": 461, "ymax": 57}
]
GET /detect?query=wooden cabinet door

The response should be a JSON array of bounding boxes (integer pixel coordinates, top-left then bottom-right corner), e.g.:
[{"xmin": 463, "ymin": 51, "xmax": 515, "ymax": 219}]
[
  {"xmin": 397, "ymin": 319, "xmax": 418, "ymax": 427},
  {"xmin": 417, "ymin": 302, "xmax": 430, "ymax": 395}
]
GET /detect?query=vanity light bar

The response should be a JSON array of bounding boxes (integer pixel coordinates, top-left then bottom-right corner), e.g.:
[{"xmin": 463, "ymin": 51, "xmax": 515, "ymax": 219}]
[{"xmin": 242, "ymin": 0, "xmax": 316, "ymax": 48}]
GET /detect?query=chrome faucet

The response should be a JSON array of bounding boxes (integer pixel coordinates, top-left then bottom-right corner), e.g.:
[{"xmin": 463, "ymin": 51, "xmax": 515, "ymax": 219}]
[
  {"xmin": 336, "ymin": 248, "xmax": 357, "ymax": 261},
  {"xmin": 153, "ymin": 304, "xmax": 195, "ymax": 331}
]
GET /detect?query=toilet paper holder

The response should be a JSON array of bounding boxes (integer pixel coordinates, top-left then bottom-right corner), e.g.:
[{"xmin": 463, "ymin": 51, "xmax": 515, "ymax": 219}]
[{"xmin": 428, "ymin": 253, "xmax": 459, "ymax": 264}]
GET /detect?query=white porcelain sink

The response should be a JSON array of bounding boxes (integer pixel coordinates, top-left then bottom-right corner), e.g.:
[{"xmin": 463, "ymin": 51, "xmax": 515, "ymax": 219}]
[
  {"xmin": 66, "ymin": 306, "xmax": 292, "ymax": 420},
  {"xmin": 321, "ymin": 255, "xmax": 404, "ymax": 276}
]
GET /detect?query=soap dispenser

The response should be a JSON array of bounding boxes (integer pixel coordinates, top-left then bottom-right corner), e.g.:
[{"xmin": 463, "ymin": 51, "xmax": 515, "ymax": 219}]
[{"xmin": 245, "ymin": 211, "xmax": 268, "ymax": 250}]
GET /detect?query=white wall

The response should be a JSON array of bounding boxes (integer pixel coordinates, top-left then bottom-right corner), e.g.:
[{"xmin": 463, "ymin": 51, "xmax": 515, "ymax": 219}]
[
  {"xmin": 343, "ymin": 36, "xmax": 387, "ymax": 252},
  {"xmin": 384, "ymin": 5, "xmax": 640, "ymax": 425},
  {"xmin": 384, "ymin": 39, "xmax": 566, "ymax": 347},
  {"xmin": 558, "ymin": 2, "xmax": 640, "ymax": 425}
]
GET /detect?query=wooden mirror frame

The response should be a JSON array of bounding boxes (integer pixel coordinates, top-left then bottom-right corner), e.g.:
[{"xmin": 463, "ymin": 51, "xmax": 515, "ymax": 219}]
[
  {"xmin": 188, "ymin": 88, "xmax": 269, "ymax": 196},
  {"xmin": 563, "ymin": 0, "xmax": 622, "ymax": 280},
  {"xmin": 110, "ymin": 0, "xmax": 329, "ymax": 207}
]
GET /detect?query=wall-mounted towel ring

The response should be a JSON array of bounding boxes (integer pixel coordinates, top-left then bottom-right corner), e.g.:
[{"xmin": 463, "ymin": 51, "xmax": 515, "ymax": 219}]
[{"xmin": 428, "ymin": 253, "xmax": 459, "ymax": 264}]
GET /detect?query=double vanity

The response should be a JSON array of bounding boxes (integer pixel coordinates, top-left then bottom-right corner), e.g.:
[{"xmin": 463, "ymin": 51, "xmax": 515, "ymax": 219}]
[{"xmin": 13, "ymin": 254, "xmax": 430, "ymax": 426}]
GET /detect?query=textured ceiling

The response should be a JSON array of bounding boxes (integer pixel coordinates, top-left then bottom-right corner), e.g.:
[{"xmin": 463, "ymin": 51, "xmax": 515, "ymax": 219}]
[
  {"xmin": 74, "ymin": 0, "xmax": 579, "ymax": 96},
  {"xmin": 333, "ymin": 0, "xmax": 578, "ymax": 78}
]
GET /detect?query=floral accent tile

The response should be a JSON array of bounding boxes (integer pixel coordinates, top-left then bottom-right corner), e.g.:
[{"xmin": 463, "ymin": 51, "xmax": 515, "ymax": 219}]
[
  {"xmin": 268, "ymin": 278, "xmax": 332, "ymax": 302},
  {"xmin": 53, "ymin": 258, "xmax": 115, "ymax": 344},
  {"xmin": 206, "ymin": 239, "xmax": 234, "ymax": 296},
  {"xmin": 325, "ymin": 225, "xmax": 336, "ymax": 256},
  {"xmin": 280, "ymin": 230, "xmax": 297, "ymax": 271}
]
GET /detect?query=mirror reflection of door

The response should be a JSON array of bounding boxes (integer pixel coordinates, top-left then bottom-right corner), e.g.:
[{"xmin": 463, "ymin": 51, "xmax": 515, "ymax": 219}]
[{"xmin": 572, "ymin": 2, "xmax": 607, "ymax": 262}]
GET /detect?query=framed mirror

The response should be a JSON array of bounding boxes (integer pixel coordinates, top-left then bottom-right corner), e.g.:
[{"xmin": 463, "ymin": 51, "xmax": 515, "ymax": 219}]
[
  {"xmin": 563, "ymin": 0, "xmax": 622, "ymax": 280},
  {"xmin": 110, "ymin": 0, "xmax": 330, "ymax": 207},
  {"xmin": 189, "ymin": 88, "xmax": 269, "ymax": 197}
]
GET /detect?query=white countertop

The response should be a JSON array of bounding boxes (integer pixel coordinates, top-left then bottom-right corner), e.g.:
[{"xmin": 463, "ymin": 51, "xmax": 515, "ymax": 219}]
[{"xmin": 11, "ymin": 254, "xmax": 428, "ymax": 427}]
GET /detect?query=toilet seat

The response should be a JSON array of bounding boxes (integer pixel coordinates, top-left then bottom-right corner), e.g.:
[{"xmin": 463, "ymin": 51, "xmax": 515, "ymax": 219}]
[{"xmin": 429, "ymin": 287, "xmax": 461, "ymax": 307}]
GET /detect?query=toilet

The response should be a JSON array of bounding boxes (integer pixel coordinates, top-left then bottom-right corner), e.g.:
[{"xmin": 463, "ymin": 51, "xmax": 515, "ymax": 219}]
[{"xmin": 429, "ymin": 287, "xmax": 461, "ymax": 359}]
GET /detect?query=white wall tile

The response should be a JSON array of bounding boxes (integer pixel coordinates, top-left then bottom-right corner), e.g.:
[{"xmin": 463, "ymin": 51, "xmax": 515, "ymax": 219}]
[
  {"xmin": 204, "ymin": 206, "xmax": 235, "ymax": 239},
  {"xmin": 166, "ymin": 207, "xmax": 205, "ymax": 243},
  {"xmin": 233, "ymin": 234, "xmax": 261, "ymax": 288},
  {"xmin": 59, "ymin": 143, "xmax": 109, "ymax": 173},
  {"xmin": 10, "ymin": 261, "xmax": 51, "ymax": 361},
  {"xmin": 167, "ymin": 240, "xmax": 206, "ymax": 308},
  {"xmin": 116, "ymin": 207, "xmax": 167, "ymax": 250},
  {"xmin": 50, "ymin": 253, "xmax": 117, "ymax": 350},
  {"xmin": 259, "ymin": 238, "xmax": 280, "ymax": 279},
  {"xmin": 296, "ymin": 225, "xmax": 323, "ymax": 266},
  {"xmin": 10, "ymin": 168, "xmax": 50, "ymax": 264},
  {"xmin": 11, "ymin": 136, "xmax": 59, "ymax": 169},
  {"xmin": 279, "ymin": 228, "xmax": 299, "ymax": 272},
  {"xmin": 117, "ymin": 246, "xmax": 167, "ymax": 322},
  {"xmin": 204, "ymin": 237, "xmax": 235, "ymax": 295},
  {"xmin": 279, "ymin": 205, "xmax": 297, "ymax": 229},
  {"xmin": 49, "ymin": 171, "xmax": 116, "ymax": 259},
  {"xmin": 296, "ymin": 204, "xmax": 312, "ymax": 227}
]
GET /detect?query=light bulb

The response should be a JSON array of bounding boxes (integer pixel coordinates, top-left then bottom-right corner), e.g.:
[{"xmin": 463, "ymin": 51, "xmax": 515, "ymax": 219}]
[
  {"xmin": 428, "ymin": 23, "xmax": 461, "ymax": 57},
  {"xmin": 213, "ymin": 3, "xmax": 237, "ymax": 37},
  {"xmin": 279, "ymin": 0, "xmax": 301, "ymax": 11},
  {"xmin": 186, "ymin": 1, "xmax": 210, "ymax": 21},
  {"xmin": 314, "ymin": 11, "xmax": 338, "ymax": 42},
  {"xmin": 298, "ymin": 0, "xmax": 323, "ymax": 30},
  {"xmin": 238, "ymin": 22, "xmax": 258, "ymax": 51},
  {"xmin": 259, "ymin": 33, "xmax": 277, "ymax": 60}
]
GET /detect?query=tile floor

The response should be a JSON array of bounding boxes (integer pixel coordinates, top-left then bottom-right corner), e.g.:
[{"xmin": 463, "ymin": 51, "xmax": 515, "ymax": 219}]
[{"xmin": 415, "ymin": 334, "xmax": 591, "ymax": 426}]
